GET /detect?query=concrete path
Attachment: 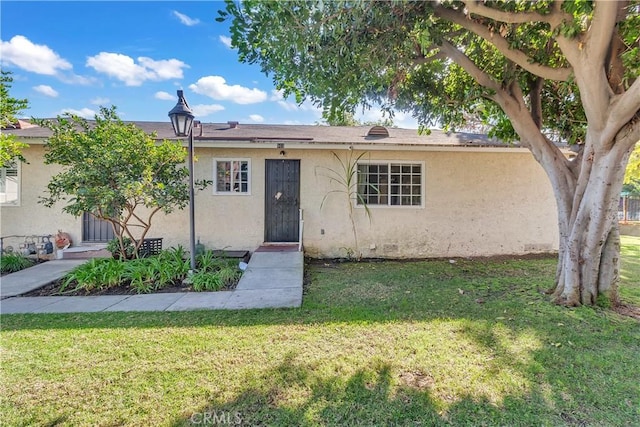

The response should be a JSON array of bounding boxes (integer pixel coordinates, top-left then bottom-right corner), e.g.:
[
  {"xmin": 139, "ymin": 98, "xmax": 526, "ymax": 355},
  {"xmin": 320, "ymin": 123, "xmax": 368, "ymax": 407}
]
[
  {"xmin": 1, "ymin": 251, "xmax": 303, "ymax": 314},
  {"xmin": 0, "ymin": 260, "xmax": 86, "ymax": 298}
]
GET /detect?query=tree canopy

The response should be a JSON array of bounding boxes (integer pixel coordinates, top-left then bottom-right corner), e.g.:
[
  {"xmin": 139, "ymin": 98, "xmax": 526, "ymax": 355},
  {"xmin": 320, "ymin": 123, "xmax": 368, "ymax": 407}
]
[
  {"xmin": 36, "ymin": 107, "xmax": 200, "ymax": 258},
  {"xmin": 222, "ymin": 1, "xmax": 638, "ymax": 142},
  {"xmin": 222, "ymin": 0, "xmax": 640, "ymax": 306},
  {"xmin": 0, "ymin": 71, "xmax": 29, "ymax": 167}
]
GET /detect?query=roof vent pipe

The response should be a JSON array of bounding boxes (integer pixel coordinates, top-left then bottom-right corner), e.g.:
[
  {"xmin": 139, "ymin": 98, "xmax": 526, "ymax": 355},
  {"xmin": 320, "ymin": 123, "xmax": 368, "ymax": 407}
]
[
  {"xmin": 228, "ymin": 121, "xmax": 239, "ymax": 129},
  {"xmin": 193, "ymin": 120, "xmax": 203, "ymax": 137}
]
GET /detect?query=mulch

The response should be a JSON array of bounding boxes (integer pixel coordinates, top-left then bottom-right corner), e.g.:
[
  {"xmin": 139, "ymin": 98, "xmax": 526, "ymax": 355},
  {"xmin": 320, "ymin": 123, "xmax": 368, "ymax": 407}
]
[{"xmin": 22, "ymin": 279, "xmax": 237, "ymax": 297}]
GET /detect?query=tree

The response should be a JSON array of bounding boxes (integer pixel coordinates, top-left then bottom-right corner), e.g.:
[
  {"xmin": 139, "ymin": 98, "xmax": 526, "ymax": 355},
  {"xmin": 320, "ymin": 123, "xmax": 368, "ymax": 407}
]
[
  {"xmin": 0, "ymin": 71, "xmax": 29, "ymax": 167},
  {"xmin": 36, "ymin": 107, "xmax": 203, "ymax": 258},
  {"xmin": 320, "ymin": 111, "xmax": 395, "ymax": 127},
  {"xmin": 221, "ymin": 0, "xmax": 640, "ymax": 306}
]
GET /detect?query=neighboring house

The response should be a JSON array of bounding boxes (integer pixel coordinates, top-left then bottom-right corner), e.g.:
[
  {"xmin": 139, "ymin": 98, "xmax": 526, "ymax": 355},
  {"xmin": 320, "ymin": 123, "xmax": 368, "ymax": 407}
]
[{"xmin": 1, "ymin": 121, "xmax": 566, "ymax": 258}]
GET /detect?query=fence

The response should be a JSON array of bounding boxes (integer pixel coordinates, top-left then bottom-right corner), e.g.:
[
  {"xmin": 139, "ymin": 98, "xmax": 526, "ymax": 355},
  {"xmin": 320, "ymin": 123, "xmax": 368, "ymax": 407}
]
[{"xmin": 619, "ymin": 196, "xmax": 640, "ymax": 222}]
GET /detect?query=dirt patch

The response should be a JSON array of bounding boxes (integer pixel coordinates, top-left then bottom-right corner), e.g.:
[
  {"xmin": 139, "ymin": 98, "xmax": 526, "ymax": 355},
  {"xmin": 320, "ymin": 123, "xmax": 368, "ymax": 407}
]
[
  {"xmin": 613, "ymin": 303, "xmax": 640, "ymax": 320},
  {"xmin": 22, "ymin": 278, "xmax": 238, "ymax": 297},
  {"xmin": 399, "ymin": 371, "xmax": 435, "ymax": 391},
  {"xmin": 306, "ymin": 253, "xmax": 557, "ymax": 266}
]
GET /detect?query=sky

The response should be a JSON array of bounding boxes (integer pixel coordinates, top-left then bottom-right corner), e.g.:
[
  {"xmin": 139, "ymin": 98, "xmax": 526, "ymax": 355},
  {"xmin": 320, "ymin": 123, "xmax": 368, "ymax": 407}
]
[{"xmin": 0, "ymin": 1, "xmax": 419, "ymax": 128}]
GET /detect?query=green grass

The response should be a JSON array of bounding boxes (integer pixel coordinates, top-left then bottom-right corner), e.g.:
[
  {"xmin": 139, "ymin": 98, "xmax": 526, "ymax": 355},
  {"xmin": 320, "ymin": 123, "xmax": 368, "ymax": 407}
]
[
  {"xmin": 620, "ymin": 235, "xmax": 640, "ymax": 306},
  {"xmin": 1, "ymin": 237, "xmax": 638, "ymax": 426}
]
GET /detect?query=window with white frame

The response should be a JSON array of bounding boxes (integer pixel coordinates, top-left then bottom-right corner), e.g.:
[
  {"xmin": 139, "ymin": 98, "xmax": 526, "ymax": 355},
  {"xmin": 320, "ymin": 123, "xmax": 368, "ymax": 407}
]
[
  {"xmin": 357, "ymin": 162, "xmax": 423, "ymax": 206},
  {"xmin": 214, "ymin": 159, "xmax": 250, "ymax": 194},
  {"xmin": 0, "ymin": 162, "xmax": 20, "ymax": 205}
]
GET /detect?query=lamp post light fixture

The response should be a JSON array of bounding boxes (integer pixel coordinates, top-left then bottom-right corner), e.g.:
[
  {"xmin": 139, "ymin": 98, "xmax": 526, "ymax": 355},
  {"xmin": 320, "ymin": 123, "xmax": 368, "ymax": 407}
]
[{"xmin": 168, "ymin": 90, "xmax": 196, "ymax": 272}]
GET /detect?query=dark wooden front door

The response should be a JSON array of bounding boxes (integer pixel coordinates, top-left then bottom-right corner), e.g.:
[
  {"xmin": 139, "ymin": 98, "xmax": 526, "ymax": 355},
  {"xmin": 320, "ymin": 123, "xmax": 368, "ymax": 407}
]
[
  {"xmin": 82, "ymin": 212, "xmax": 115, "ymax": 242},
  {"xmin": 265, "ymin": 159, "xmax": 300, "ymax": 242}
]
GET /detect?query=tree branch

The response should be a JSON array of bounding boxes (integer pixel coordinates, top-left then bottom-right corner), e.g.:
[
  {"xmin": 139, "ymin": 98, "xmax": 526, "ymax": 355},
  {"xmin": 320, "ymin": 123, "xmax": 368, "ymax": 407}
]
[
  {"xmin": 584, "ymin": 1, "xmax": 621, "ymax": 69},
  {"xmin": 603, "ymin": 78, "xmax": 640, "ymax": 148},
  {"xmin": 435, "ymin": 5, "xmax": 572, "ymax": 81},
  {"xmin": 463, "ymin": 0, "xmax": 571, "ymax": 27},
  {"xmin": 437, "ymin": 40, "xmax": 501, "ymax": 92}
]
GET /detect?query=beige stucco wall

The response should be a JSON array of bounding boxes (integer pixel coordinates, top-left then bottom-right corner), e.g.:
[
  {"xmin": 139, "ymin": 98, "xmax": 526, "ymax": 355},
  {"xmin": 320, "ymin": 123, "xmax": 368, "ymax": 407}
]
[
  {"xmin": 0, "ymin": 145, "xmax": 81, "ymax": 249},
  {"xmin": 1, "ymin": 143, "xmax": 559, "ymax": 258}
]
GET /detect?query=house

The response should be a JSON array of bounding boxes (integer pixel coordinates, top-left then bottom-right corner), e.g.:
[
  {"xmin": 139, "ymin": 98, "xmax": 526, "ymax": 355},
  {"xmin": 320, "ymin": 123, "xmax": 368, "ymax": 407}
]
[{"xmin": 1, "ymin": 121, "xmax": 565, "ymax": 258}]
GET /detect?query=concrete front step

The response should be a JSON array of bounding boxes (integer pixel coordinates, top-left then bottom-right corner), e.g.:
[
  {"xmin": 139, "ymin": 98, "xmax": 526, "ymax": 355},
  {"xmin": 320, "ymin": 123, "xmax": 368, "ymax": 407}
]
[{"xmin": 60, "ymin": 245, "xmax": 111, "ymax": 259}]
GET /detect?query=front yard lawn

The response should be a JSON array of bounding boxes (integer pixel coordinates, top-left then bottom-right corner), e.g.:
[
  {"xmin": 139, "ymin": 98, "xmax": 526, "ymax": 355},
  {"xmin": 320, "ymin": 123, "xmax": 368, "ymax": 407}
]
[{"xmin": 1, "ymin": 237, "xmax": 638, "ymax": 426}]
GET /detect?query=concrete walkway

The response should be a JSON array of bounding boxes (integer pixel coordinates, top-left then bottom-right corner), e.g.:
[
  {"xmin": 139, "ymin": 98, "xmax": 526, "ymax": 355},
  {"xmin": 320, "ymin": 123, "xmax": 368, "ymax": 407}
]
[{"xmin": 1, "ymin": 251, "xmax": 303, "ymax": 314}]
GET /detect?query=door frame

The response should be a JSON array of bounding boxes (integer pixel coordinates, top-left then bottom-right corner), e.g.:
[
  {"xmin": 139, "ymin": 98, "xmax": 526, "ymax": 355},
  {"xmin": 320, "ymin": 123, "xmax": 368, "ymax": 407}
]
[
  {"xmin": 82, "ymin": 212, "xmax": 116, "ymax": 243},
  {"xmin": 264, "ymin": 159, "xmax": 301, "ymax": 243}
]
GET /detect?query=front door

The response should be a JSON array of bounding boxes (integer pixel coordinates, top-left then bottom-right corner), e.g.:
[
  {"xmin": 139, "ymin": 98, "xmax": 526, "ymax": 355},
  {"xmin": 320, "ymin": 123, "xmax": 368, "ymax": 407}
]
[
  {"xmin": 265, "ymin": 159, "xmax": 300, "ymax": 242},
  {"xmin": 82, "ymin": 212, "xmax": 115, "ymax": 242}
]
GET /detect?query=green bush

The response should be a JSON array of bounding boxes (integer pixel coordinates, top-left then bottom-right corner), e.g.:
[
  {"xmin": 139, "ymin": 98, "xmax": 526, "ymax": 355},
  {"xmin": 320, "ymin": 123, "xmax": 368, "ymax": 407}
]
[
  {"xmin": 1, "ymin": 252, "xmax": 34, "ymax": 274},
  {"xmin": 158, "ymin": 246, "xmax": 190, "ymax": 278},
  {"xmin": 62, "ymin": 258, "xmax": 124, "ymax": 292},
  {"xmin": 191, "ymin": 251, "xmax": 242, "ymax": 291},
  {"xmin": 60, "ymin": 247, "xmax": 242, "ymax": 294},
  {"xmin": 191, "ymin": 271, "xmax": 224, "ymax": 292},
  {"xmin": 122, "ymin": 259, "xmax": 157, "ymax": 293},
  {"xmin": 107, "ymin": 237, "xmax": 135, "ymax": 260}
]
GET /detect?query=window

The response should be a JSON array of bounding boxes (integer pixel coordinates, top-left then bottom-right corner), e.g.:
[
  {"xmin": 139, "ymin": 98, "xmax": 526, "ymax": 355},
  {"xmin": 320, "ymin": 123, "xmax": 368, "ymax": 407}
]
[
  {"xmin": 0, "ymin": 162, "xmax": 20, "ymax": 205},
  {"xmin": 214, "ymin": 159, "xmax": 250, "ymax": 194},
  {"xmin": 357, "ymin": 162, "xmax": 422, "ymax": 206}
]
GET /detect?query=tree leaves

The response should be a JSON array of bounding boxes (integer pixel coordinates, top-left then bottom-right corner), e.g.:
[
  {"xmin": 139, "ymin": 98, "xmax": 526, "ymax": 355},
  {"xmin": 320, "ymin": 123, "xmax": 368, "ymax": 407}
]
[
  {"xmin": 35, "ymin": 106, "xmax": 196, "ymax": 257},
  {"xmin": 221, "ymin": 0, "xmax": 637, "ymax": 143},
  {"xmin": 1, "ymin": 71, "xmax": 30, "ymax": 166}
]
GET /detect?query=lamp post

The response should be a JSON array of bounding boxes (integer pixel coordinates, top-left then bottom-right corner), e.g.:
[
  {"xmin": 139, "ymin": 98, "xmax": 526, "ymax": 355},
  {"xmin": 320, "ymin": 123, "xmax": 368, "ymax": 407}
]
[{"xmin": 168, "ymin": 90, "xmax": 196, "ymax": 272}]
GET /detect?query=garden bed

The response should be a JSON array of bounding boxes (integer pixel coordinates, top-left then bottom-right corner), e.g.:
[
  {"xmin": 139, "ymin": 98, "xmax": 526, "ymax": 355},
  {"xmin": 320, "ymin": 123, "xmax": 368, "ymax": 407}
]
[
  {"xmin": 23, "ymin": 276, "xmax": 238, "ymax": 297},
  {"xmin": 22, "ymin": 247, "xmax": 246, "ymax": 297}
]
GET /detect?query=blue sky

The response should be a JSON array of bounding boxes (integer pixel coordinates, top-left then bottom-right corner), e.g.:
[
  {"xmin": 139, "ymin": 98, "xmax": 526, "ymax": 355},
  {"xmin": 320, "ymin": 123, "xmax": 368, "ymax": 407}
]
[{"xmin": 1, "ymin": 1, "xmax": 418, "ymax": 128}]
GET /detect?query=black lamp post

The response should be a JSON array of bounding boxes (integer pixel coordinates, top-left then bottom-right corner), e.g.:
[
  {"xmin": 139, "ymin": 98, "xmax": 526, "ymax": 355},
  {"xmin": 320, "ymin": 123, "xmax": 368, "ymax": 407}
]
[{"xmin": 168, "ymin": 90, "xmax": 196, "ymax": 272}]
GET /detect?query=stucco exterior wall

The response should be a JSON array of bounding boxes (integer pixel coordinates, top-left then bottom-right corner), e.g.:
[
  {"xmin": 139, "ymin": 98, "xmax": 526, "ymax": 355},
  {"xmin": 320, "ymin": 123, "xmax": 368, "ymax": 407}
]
[
  {"xmin": 1, "ymin": 143, "xmax": 559, "ymax": 258},
  {"xmin": 0, "ymin": 145, "xmax": 81, "ymax": 249}
]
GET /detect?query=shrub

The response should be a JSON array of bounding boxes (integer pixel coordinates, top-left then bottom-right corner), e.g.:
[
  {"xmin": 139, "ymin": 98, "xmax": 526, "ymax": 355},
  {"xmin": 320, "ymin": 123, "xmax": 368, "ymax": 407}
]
[
  {"xmin": 191, "ymin": 271, "xmax": 224, "ymax": 292},
  {"xmin": 158, "ymin": 246, "xmax": 190, "ymax": 278},
  {"xmin": 191, "ymin": 251, "xmax": 242, "ymax": 292},
  {"xmin": 216, "ymin": 265, "xmax": 242, "ymax": 287},
  {"xmin": 1, "ymin": 252, "xmax": 34, "ymax": 274},
  {"xmin": 62, "ymin": 258, "xmax": 124, "ymax": 292},
  {"xmin": 59, "ymin": 246, "xmax": 242, "ymax": 294},
  {"xmin": 107, "ymin": 237, "xmax": 135, "ymax": 260},
  {"xmin": 122, "ymin": 259, "xmax": 159, "ymax": 293}
]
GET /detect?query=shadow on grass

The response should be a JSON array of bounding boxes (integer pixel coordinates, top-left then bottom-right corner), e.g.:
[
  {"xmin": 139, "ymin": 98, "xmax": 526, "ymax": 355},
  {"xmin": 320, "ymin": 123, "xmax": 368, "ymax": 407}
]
[
  {"xmin": 3, "ymin": 254, "xmax": 639, "ymax": 426},
  {"xmin": 2, "ymin": 255, "xmax": 638, "ymax": 333},
  {"xmin": 168, "ymin": 353, "xmax": 591, "ymax": 426}
]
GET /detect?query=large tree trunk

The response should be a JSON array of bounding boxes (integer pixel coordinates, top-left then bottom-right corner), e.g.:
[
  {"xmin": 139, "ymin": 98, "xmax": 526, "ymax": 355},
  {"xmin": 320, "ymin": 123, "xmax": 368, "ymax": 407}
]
[
  {"xmin": 551, "ymin": 138, "xmax": 632, "ymax": 306},
  {"xmin": 492, "ymin": 81, "xmax": 638, "ymax": 306}
]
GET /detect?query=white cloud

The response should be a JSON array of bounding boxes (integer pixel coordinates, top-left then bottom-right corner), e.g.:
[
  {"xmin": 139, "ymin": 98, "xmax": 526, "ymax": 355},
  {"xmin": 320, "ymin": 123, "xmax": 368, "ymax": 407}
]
[
  {"xmin": 270, "ymin": 89, "xmax": 321, "ymax": 114},
  {"xmin": 55, "ymin": 108, "xmax": 96, "ymax": 119},
  {"xmin": 249, "ymin": 114, "xmax": 264, "ymax": 123},
  {"xmin": 189, "ymin": 76, "xmax": 267, "ymax": 104},
  {"xmin": 154, "ymin": 91, "xmax": 175, "ymax": 101},
  {"xmin": 173, "ymin": 10, "xmax": 200, "ymax": 26},
  {"xmin": 90, "ymin": 97, "xmax": 110, "ymax": 105},
  {"xmin": 191, "ymin": 104, "xmax": 225, "ymax": 117},
  {"xmin": 33, "ymin": 85, "xmax": 58, "ymax": 97},
  {"xmin": 138, "ymin": 57, "xmax": 187, "ymax": 80},
  {"xmin": 219, "ymin": 35, "xmax": 232, "ymax": 48},
  {"xmin": 86, "ymin": 52, "xmax": 188, "ymax": 86},
  {"xmin": 0, "ymin": 35, "xmax": 71, "ymax": 75},
  {"xmin": 58, "ymin": 73, "xmax": 98, "ymax": 86},
  {"xmin": 356, "ymin": 108, "xmax": 419, "ymax": 129}
]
